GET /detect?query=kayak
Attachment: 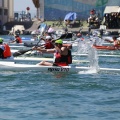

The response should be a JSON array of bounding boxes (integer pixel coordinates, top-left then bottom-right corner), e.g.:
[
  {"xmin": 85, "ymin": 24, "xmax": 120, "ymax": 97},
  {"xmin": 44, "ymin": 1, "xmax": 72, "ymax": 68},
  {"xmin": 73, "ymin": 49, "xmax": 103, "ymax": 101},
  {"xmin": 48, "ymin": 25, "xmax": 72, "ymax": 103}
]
[
  {"xmin": 93, "ymin": 45, "xmax": 120, "ymax": 50},
  {"xmin": 0, "ymin": 61, "xmax": 120, "ymax": 73},
  {"xmin": 0, "ymin": 61, "xmax": 88, "ymax": 73},
  {"xmin": 0, "ymin": 57, "xmax": 89, "ymax": 63}
]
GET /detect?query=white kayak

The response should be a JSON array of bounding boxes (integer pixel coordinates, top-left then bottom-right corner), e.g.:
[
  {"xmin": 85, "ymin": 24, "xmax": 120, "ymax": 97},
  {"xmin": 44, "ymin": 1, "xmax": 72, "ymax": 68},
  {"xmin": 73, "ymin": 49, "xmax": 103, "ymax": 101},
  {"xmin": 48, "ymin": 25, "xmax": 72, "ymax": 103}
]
[
  {"xmin": 0, "ymin": 61, "xmax": 88, "ymax": 73},
  {"xmin": 0, "ymin": 57, "xmax": 89, "ymax": 63},
  {"xmin": 0, "ymin": 61, "xmax": 120, "ymax": 73}
]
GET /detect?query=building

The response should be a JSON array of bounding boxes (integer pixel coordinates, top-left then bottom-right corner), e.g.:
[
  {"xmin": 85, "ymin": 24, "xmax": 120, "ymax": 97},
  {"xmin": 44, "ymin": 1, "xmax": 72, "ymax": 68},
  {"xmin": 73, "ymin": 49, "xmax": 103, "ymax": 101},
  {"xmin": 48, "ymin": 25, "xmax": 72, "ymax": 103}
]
[
  {"xmin": 39, "ymin": 0, "xmax": 120, "ymax": 20},
  {"xmin": 0, "ymin": 0, "xmax": 14, "ymax": 25}
]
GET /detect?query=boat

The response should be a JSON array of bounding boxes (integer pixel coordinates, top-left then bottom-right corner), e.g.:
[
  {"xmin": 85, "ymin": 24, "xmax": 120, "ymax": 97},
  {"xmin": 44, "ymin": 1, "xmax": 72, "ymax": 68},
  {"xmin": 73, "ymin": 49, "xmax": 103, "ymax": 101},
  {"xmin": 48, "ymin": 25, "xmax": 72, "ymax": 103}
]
[
  {"xmin": 93, "ymin": 45, "xmax": 120, "ymax": 50},
  {"xmin": 0, "ymin": 61, "xmax": 89, "ymax": 73},
  {"xmin": 0, "ymin": 57, "xmax": 89, "ymax": 63},
  {"xmin": 0, "ymin": 61, "xmax": 120, "ymax": 73}
]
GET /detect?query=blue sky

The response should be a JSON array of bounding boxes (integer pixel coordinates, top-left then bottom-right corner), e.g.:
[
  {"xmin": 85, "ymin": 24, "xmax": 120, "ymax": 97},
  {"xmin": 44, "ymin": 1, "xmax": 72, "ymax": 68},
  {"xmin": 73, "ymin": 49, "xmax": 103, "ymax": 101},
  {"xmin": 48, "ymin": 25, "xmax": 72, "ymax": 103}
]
[
  {"xmin": 14, "ymin": 0, "xmax": 36, "ymax": 12},
  {"xmin": 14, "ymin": 0, "xmax": 36, "ymax": 17}
]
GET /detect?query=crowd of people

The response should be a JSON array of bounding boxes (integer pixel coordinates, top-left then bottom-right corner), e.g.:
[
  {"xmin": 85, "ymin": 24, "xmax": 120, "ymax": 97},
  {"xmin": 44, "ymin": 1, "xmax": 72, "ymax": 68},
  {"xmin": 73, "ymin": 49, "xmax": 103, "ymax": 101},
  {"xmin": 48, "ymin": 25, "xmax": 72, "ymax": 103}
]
[{"xmin": 103, "ymin": 13, "xmax": 120, "ymax": 29}]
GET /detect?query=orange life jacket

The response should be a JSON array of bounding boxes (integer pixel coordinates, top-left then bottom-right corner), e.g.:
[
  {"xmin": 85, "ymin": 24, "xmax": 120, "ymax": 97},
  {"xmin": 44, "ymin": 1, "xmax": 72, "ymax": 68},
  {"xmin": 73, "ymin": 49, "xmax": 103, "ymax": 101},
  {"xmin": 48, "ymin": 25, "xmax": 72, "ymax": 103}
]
[{"xmin": 3, "ymin": 44, "xmax": 11, "ymax": 58}]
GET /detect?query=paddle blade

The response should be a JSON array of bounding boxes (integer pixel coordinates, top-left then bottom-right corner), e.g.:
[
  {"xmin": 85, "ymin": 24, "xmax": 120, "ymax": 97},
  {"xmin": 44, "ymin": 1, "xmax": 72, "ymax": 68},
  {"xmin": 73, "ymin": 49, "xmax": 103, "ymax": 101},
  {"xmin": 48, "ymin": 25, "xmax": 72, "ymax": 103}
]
[{"xmin": 13, "ymin": 49, "xmax": 32, "ymax": 57}]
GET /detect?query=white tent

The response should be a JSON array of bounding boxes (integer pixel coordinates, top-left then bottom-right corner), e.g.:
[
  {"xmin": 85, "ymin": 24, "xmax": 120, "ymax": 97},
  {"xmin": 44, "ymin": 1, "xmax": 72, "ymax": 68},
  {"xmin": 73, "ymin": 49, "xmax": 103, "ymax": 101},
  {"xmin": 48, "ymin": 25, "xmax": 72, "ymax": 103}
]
[
  {"xmin": 104, "ymin": 6, "xmax": 120, "ymax": 14},
  {"xmin": 118, "ymin": 8, "xmax": 120, "ymax": 13}
]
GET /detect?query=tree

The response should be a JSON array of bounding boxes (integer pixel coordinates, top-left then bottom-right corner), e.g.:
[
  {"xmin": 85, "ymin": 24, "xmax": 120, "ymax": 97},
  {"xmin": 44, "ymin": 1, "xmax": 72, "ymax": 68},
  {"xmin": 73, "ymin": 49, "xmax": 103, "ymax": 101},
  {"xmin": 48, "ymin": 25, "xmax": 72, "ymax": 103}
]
[{"xmin": 32, "ymin": 0, "xmax": 40, "ymax": 18}]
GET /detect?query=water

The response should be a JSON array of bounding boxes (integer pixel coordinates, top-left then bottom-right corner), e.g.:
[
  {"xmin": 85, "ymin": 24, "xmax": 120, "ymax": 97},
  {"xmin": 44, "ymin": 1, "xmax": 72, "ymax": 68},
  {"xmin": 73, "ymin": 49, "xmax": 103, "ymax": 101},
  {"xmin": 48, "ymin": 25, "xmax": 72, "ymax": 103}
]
[{"xmin": 0, "ymin": 35, "xmax": 120, "ymax": 120}]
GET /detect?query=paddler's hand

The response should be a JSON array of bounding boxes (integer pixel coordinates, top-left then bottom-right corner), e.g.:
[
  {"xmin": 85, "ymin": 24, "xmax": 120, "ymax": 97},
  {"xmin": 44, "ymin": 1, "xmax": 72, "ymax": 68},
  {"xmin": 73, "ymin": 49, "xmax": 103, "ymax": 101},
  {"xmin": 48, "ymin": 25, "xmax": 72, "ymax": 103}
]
[
  {"xmin": 32, "ymin": 46, "xmax": 42, "ymax": 52},
  {"xmin": 32, "ymin": 46, "xmax": 38, "ymax": 50}
]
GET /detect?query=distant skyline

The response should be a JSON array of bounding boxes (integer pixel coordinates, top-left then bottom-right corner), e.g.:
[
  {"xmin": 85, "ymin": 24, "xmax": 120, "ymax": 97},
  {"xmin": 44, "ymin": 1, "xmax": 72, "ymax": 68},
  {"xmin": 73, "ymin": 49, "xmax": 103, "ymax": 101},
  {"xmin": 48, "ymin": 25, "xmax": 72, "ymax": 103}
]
[{"xmin": 14, "ymin": 0, "xmax": 36, "ymax": 12}]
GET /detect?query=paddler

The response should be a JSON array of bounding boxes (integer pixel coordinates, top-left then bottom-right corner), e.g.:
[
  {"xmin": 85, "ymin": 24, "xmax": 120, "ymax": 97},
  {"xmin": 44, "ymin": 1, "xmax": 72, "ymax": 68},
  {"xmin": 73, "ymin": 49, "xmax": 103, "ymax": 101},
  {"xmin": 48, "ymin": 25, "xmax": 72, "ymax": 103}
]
[
  {"xmin": 9, "ymin": 35, "xmax": 22, "ymax": 43},
  {"xmin": 32, "ymin": 39, "xmax": 72, "ymax": 66},
  {"xmin": 105, "ymin": 36, "xmax": 120, "ymax": 49},
  {"xmin": 0, "ymin": 38, "xmax": 12, "ymax": 59},
  {"xmin": 41, "ymin": 36, "xmax": 54, "ymax": 49}
]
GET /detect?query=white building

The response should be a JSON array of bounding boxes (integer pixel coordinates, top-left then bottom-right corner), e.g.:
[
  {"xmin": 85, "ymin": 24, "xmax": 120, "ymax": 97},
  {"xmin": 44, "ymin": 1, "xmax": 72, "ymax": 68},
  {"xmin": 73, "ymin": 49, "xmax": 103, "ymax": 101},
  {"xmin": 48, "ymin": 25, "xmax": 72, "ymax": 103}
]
[{"xmin": 0, "ymin": 0, "xmax": 14, "ymax": 25}]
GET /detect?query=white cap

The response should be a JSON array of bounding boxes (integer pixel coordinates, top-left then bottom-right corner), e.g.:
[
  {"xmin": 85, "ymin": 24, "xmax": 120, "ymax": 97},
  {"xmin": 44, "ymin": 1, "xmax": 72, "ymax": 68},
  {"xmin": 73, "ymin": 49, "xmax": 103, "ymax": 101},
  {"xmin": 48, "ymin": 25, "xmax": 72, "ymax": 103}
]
[{"xmin": 45, "ymin": 36, "xmax": 51, "ymax": 39}]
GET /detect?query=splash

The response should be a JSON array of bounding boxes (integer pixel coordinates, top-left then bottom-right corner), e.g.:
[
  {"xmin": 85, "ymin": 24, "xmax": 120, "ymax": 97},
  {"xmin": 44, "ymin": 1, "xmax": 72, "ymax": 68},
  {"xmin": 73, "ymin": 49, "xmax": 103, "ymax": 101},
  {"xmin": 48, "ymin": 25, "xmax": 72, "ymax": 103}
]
[{"xmin": 76, "ymin": 37, "xmax": 99, "ymax": 74}]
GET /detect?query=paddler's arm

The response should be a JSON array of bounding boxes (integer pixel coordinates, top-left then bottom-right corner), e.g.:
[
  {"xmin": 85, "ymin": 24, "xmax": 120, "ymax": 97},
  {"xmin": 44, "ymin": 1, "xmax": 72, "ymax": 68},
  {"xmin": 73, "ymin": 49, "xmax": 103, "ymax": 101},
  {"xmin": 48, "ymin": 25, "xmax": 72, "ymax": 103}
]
[
  {"xmin": 32, "ymin": 46, "xmax": 55, "ymax": 53},
  {"xmin": 104, "ymin": 39, "xmax": 113, "ymax": 43},
  {"xmin": 9, "ymin": 39, "xmax": 16, "ymax": 43}
]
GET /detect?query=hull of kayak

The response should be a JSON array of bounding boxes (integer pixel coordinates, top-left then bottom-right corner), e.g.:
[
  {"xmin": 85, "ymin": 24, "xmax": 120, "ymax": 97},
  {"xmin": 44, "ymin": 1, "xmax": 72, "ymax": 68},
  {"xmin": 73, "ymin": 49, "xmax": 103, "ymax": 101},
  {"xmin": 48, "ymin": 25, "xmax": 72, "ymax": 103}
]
[
  {"xmin": 93, "ymin": 45, "xmax": 120, "ymax": 50},
  {"xmin": 0, "ymin": 62, "xmax": 120, "ymax": 73},
  {"xmin": 0, "ymin": 61, "xmax": 88, "ymax": 73}
]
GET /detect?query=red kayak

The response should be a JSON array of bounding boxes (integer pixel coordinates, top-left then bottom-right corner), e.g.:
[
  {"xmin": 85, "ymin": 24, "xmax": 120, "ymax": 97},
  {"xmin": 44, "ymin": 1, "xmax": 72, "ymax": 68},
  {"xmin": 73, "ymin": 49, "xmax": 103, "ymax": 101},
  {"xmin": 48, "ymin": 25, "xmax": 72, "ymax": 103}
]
[{"xmin": 93, "ymin": 45, "xmax": 120, "ymax": 50}]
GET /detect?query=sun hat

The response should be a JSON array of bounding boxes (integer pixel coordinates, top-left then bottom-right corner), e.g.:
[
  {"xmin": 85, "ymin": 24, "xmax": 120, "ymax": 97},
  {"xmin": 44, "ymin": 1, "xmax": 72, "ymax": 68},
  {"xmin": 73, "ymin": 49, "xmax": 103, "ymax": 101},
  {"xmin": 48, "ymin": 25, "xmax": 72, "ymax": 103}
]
[
  {"xmin": 45, "ymin": 36, "xmax": 51, "ymax": 39},
  {"xmin": 55, "ymin": 39, "xmax": 63, "ymax": 44},
  {"xmin": 0, "ymin": 38, "xmax": 3, "ymax": 43}
]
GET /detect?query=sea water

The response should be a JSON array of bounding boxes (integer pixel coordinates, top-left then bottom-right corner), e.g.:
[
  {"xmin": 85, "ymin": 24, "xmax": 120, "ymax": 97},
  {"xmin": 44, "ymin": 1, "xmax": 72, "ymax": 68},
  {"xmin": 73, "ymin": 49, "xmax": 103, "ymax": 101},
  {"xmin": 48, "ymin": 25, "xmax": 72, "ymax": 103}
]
[{"xmin": 0, "ymin": 35, "xmax": 120, "ymax": 120}]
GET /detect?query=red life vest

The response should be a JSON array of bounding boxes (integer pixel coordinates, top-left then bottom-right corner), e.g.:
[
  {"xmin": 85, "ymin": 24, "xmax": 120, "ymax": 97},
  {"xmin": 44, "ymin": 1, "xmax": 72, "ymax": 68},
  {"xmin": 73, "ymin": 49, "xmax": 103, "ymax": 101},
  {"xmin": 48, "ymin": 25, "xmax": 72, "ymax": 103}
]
[
  {"xmin": 54, "ymin": 50, "xmax": 72, "ymax": 66},
  {"xmin": 3, "ymin": 44, "xmax": 11, "ymax": 58},
  {"xmin": 45, "ymin": 42, "xmax": 54, "ymax": 49},
  {"xmin": 16, "ymin": 37, "xmax": 22, "ymax": 43}
]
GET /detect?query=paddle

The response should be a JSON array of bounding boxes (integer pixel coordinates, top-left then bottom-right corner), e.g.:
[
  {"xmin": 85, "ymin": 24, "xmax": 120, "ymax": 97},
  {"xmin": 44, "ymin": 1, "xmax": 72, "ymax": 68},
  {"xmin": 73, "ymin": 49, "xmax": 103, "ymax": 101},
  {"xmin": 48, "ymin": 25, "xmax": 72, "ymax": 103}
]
[
  {"xmin": 13, "ymin": 48, "xmax": 33, "ymax": 57},
  {"xmin": 12, "ymin": 35, "xmax": 62, "ymax": 57},
  {"xmin": 13, "ymin": 29, "xmax": 72, "ymax": 57},
  {"xmin": 13, "ymin": 35, "xmax": 44, "ymax": 57}
]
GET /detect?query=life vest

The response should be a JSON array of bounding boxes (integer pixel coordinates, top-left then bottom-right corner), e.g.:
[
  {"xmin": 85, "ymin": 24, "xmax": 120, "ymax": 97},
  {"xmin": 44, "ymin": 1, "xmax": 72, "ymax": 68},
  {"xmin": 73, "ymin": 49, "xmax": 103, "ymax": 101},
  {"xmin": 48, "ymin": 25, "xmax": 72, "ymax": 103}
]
[
  {"xmin": 54, "ymin": 49, "xmax": 72, "ymax": 66},
  {"xmin": 3, "ymin": 44, "xmax": 11, "ymax": 58},
  {"xmin": 114, "ymin": 40, "xmax": 120, "ymax": 48},
  {"xmin": 16, "ymin": 37, "xmax": 22, "ymax": 43},
  {"xmin": 45, "ymin": 42, "xmax": 54, "ymax": 49}
]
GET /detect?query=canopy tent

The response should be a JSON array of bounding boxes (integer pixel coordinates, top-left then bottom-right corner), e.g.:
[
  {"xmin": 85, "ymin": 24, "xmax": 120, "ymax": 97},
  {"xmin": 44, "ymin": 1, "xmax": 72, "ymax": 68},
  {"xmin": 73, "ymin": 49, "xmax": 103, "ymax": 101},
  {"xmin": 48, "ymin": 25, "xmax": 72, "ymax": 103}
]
[
  {"xmin": 64, "ymin": 12, "xmax": 77, "ymax": 21},
  {"xmin": 118, "ymin": 8, "xmax": 120, "ymax": 13},
  {"xmin": 104, "ymin": 6, "xmax": 120, "ymax": 14}
]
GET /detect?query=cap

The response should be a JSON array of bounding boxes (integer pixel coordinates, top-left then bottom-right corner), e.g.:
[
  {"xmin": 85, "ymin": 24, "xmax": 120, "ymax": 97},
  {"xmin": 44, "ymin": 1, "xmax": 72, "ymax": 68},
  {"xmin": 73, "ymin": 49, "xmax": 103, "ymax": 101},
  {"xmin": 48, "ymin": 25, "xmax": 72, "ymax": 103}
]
[
  {"xmin": 45, "ymin": 36, "xmax": 51, "ymax": 39},
  {"xmin": 55, "ymin": 39, "xmax": 63, "ymax": 44},
  {"xmin": 0, "ymin": 38, "xmax": 3, "ymax": 43}
]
